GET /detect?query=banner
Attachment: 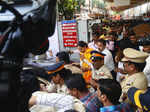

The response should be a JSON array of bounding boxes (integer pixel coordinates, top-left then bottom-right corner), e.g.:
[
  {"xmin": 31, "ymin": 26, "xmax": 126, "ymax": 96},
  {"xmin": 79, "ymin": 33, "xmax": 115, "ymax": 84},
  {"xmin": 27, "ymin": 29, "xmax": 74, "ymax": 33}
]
[
  {"xmin": 114, "ymin": 0, "xmax": 130, "ymax": 7},
  {"xmin": 61, "ymin": 20, "xmax": 78, "ymax": 47}
]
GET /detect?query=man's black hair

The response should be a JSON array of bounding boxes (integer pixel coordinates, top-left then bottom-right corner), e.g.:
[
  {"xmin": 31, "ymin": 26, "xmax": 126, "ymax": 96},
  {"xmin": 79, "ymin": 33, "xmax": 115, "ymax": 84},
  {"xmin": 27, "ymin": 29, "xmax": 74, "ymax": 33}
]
[
  {"xmin": 77, "ymin": 41, "xmax": 88, "ymax": 48},
  {"xmin": 56, "ymin": 51, "xmax": 70, "ymax": 64},
  {"xmin": 50, "ymin": 68, "xmax": 72, "ymax": 82},
  {"xmin": 125, "ymin": 61, "xmax": 146, "ymax": 72},
  {"xmin": 97, "ymin": 39, "xmax": 106, "ymax": 46},
  {"xmin": 65, "ymin": 73, "xmax": 88, "ymax": 92},
  {"xmin": 97, "ymin": 79, "xmax": 122, "ymax": 105}
]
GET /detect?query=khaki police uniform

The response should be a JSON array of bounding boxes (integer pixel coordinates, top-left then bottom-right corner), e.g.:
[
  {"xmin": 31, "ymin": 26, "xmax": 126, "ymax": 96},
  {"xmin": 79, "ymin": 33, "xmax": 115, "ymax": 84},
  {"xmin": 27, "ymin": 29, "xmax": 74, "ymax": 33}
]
[
  {"xmin": 44, "ymin": 61, "xmax": 70, "ymax": 95},
  {"xmin": 121, "ymin": 72, "xmax": 148, "ymax": 94},
  {"xmin": 92, "ymin": 65, "xmax": 113, "ymax": 80},
  {"xmin": 120, "ymin": 48, "xmax": 149, "ymax": 102},
  {"xmin": 64, "ymin": 64, "xmax": 83, "ymax": 74}
]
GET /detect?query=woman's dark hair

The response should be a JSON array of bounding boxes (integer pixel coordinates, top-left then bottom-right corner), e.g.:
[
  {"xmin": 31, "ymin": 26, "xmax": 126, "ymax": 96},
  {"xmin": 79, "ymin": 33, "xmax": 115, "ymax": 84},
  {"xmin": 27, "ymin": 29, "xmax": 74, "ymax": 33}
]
[
  {"xmin": 97, "ymin": 39, "xmax": 106, "ymax": 46},
  {"xmin": 65, "ymin": 73, "xmax": 88, "ymax": 92},
  {"xmin": 77, "ymin": 41, "xmax": 88, "ymax": 48},
  {"xmin": 97, "ymin": 79, "xmax": 122, "ymax": 105},
  {"xmin": 56, "ymin": 51, "xmax": 70, "ymax": 64}
]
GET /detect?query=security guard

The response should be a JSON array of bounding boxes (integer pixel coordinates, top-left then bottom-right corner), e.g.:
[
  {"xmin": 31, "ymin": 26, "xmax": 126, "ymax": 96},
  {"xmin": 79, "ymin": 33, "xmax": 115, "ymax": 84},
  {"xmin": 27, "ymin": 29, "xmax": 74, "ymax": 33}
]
[
  {"xmin": 127, "ymin": 87, "xmax": 150, "ymax": 112},
  {"xmin": 120, "ymin": 48, "xmax": 149, "ymax": 102}
]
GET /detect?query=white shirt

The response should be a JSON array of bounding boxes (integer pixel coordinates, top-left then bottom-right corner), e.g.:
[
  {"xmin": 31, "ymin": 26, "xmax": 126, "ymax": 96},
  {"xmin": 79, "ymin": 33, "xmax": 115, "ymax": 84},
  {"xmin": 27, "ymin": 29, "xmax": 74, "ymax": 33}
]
[
  {"xmin": 88, "ymin": 41, "xmax": 98, "ymax": 51},
  {"xmin": 116, "ymin": 62, "xmax": 126, "ymax": 82},
  {"xmin": 30, "ymin": 105, "xmax": 55, "ymax": 112},
  {"xmin": 101, "ymin": 48, "xmax": 115, "ymax": 71},
  {"xmin": 32, "ymin": 91, "xmax": 74, "ymax": 112},
  {"xmin": 139, "ymin": 47, "xmax": 150, "ymax": 86},
  {"xmin": 143, "ymin": 55, "xmax": 150, "ymax": 86}
]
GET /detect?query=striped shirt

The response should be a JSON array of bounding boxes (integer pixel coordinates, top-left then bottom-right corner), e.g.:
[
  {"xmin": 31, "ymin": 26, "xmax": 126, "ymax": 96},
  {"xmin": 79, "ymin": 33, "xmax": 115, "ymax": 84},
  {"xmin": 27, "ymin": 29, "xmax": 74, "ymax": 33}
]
[{"xmin": 80, "ymin": 92, "xmax": 102, "ymax": 112}]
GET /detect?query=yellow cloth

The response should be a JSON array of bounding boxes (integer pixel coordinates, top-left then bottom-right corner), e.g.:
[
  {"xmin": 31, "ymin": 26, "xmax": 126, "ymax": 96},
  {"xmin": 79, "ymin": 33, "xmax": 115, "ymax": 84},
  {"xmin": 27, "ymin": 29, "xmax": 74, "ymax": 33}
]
[
  {"xmin": 80, "ymin": 48, "xmax": 93, "ymax": 83},
  {"xmin": 99, "ymin": 34, "xmax": 106, "ymax": 40}
]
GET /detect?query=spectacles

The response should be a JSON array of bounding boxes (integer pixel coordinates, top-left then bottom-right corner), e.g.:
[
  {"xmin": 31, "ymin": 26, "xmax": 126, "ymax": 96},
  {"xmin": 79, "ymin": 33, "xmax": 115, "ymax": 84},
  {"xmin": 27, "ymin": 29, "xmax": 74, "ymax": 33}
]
[{"xmin": 123, "ymin": 61, "xmax": 133, "ymax": 67}]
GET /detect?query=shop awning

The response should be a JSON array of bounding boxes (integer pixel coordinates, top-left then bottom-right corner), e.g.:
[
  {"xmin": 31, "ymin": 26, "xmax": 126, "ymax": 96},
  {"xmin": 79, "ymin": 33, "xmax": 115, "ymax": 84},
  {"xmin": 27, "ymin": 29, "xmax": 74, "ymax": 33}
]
[{"xmin": 104, "ymin": 0, "xmax": 149, "ymax": 12}]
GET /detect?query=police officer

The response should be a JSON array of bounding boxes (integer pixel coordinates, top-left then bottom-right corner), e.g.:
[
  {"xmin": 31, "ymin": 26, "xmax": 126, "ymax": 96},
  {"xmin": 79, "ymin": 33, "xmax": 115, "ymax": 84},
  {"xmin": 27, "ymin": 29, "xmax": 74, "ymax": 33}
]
[
  {"xmin": 44, "ymin": 61, "xmax": 71, "ymax": 94},
  {"xmin": 120, "ymin": 48, "xmax": 149, "ymax": 102},
  {"xmin": 90, "ymin": 50, "xmax": 113, "ymax": 80},
  {"xmin": 127, "ymin": 87, "xmax": 150, "ymax": 112}
]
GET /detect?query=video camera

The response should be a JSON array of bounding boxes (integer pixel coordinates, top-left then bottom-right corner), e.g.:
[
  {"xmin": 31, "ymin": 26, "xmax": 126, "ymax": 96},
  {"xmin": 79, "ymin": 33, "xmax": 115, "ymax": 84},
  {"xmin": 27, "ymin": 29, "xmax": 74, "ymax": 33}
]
[{"xmin": 0, "ymin": 0, "xmax": 57, "ymax": 111}]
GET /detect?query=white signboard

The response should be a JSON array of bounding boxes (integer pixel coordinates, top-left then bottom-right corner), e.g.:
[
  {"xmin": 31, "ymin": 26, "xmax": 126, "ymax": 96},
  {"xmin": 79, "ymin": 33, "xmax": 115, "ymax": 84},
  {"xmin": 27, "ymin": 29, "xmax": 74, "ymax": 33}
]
[{"xmin": 114, "ymin": 0, "xmax": 130, "ymax": 7}]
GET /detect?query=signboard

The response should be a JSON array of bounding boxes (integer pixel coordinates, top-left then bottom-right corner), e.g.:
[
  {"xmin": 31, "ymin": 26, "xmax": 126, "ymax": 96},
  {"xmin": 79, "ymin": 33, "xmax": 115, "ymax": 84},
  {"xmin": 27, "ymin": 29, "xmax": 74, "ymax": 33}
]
[{"xmin": 61, "ymin": 20, "xmax": 78, "ymax": 47}]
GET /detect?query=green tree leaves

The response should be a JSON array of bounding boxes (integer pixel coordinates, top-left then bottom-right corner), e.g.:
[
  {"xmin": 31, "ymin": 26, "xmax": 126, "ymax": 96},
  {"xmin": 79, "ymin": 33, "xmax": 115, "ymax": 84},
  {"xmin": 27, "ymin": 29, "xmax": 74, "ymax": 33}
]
[{"xmin": 58, "ymin": 0, "xmax": 85, "ymax": 20}]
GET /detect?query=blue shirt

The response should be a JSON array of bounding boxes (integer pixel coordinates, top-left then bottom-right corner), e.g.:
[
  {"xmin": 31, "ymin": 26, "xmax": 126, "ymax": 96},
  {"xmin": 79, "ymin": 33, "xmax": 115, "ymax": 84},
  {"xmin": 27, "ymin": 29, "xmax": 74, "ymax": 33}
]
[{"xmin": 100, "ymin": 103, "xmax": 134, "ymax": 112}]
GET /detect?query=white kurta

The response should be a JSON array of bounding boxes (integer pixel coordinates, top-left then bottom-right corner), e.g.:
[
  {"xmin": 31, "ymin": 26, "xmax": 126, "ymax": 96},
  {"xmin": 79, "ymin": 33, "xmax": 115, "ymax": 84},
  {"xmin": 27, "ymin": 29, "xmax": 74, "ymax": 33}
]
[
  {"xmin": 30, "ymin": 91, "xmax": 86, "ymax": 112},
  {"xmin": 101, "ymin": 48, "xmax": 115, "ymax": 71},
  {"xmin": 143, "ymin": 55, "xmax": 150, "ymax": 86},
  {"xmin": 32, "ymin": 91, "xmax": 74, "ymax": 112}
]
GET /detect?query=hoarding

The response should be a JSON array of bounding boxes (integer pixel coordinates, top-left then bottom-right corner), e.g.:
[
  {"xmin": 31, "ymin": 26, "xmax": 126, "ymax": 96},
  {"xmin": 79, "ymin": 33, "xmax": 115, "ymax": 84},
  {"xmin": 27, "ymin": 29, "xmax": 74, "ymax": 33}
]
[{"xmin": 61, "ymin": 20, "xmax": 78, "ymax": 47}]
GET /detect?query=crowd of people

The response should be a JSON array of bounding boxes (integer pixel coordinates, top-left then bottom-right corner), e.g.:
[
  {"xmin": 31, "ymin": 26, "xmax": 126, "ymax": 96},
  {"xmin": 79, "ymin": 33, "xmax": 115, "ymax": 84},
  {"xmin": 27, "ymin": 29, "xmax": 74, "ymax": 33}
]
[{"xmin": 21, "ymin": 20, "xmax": 150, "ymax": 112}]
